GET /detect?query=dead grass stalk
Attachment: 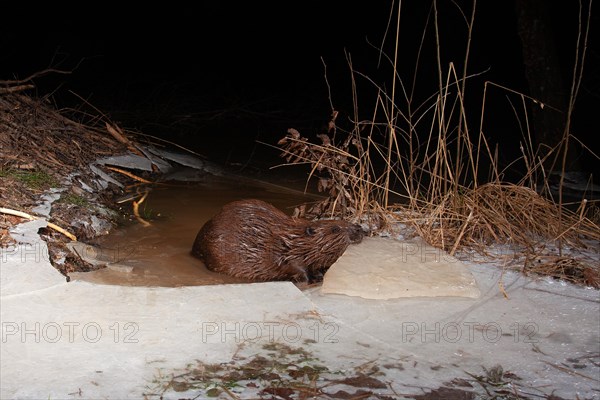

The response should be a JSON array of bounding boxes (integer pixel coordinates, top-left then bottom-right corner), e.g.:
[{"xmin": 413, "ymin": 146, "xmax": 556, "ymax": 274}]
[{"xmin": 276, "ymin": 1, "xmax": 599, "ymax": 287}]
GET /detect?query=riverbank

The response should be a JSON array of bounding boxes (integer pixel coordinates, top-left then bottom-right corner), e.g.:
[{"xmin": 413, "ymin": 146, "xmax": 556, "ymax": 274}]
[
  {"xmin": 2, "ymin": 212, "xmax": 599, "ymax": 399},
  {"xmin": 1, "ymin": 90, "xmax": 599, "ymax": 399}
]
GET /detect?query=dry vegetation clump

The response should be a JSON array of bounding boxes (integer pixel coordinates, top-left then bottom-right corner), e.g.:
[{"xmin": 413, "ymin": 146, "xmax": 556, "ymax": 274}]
[
  {"xmin": 0, "ymin": 92, "xmax": 127, "ymax": 176},
  {"xmin": 409, "ymin": 183, "xmax": 599, "ymax": 252},
  {"xmin": 278, "ymin": 111, "xmax": 392, "ymax": 230},
  {"xmin": 0, "ymin": 91, "xmax": 129, "ymax": 221},
  {"xmin": 277, "ymin": 2, "xmax": 599, "ymax": 287},
  {"xmin": 279, "ymin": 113, "xmax": 600, "ymax": 287},
  {"xmin": 146, "ymin": 342, "xmax": 404, "ymax": 399},
  {"xmin": 0, "ymin": 87, "xmax": 142, "ymax": 274}
]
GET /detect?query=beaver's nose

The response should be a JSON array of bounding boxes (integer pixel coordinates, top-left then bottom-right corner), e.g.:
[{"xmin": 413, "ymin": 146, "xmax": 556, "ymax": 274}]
[{"xmin": 349, "ymin": 224, "xmax": 366, "ymax": 243}]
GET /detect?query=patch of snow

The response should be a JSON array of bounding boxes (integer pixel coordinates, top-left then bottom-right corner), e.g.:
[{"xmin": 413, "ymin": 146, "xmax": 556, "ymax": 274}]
[
  {"xmin": 77, "ymin": 178, "xmax": 95, "ymax": 193},
  {"xmin": 90, "ymin": 215, "xmax": 112, "ymax": 236},
  {"xmin": 1, "ymin": 219, "xmax": 67, "ymax": 296},
  {"xmin": 95, "ymin": 154, "xmax": 155, "ymax": 172},
  {"xmin": 89, "ymin": 164, "xmax": 123, "ymax": 188},
  {"xmin": 146, "ymin": 147, "xmax": 206, "ymax": 170},
  {"xmin": 30, "ymin": 190, "xmax": 62, "ymax": 217},
  {"xmin": 323, "ymin": 236, "xmax": 481, "ymax": 299},
  {"xmin": 135, "ymin": 145, "xmax": 173, "ymax": 173}
]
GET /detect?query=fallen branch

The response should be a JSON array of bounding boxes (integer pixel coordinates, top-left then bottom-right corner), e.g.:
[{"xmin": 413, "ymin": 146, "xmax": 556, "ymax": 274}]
[
  {"xmin": 0, "ymin": 68, "xmax": 73, "ymax": 86},
  {"xmin": 0, "ymin": 84, "xmax": 35, "ymax": 94},
  {"xmin": 0, "ymin": 68, "xmax": 74, "ymax": 95},
  {"xmin": 132, "ymin": 191, "xmax": 151, "ymax": 227},
  {"xmin": 105, "ymin": 166, "xmax": 153, "ymax": 183},
  {"xmin": 0, "ymin": 207, "xmax": 77, "ymax": 241},
  {"xmin": 105, "ymin": 123, "xmax": 145, "ymax": 157}
]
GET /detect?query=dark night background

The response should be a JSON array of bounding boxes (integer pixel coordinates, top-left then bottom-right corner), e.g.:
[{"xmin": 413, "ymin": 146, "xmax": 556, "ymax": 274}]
[{"xmin": 1, "ymin": 1, "xmax": 598, "ymax": 182}]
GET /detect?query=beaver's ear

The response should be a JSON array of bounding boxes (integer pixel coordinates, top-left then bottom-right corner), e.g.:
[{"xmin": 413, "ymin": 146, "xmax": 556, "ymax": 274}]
[{"xmin": 305, "ymin": 226, "xmax": 316, "ymax": 236}]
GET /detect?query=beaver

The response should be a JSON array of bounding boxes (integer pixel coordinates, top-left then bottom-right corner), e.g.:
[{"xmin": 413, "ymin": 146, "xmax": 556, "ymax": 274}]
[{"xmin": 191, "ymin": 199, "xmax": 364, "ymax": 283}]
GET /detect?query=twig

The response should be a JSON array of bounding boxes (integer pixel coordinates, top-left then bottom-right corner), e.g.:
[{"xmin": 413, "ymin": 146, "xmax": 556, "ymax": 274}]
[
  {"xmin": 0, "ymin": 207, "xmax": 77, "ymax": 241},
  {"xmin": 132, "ymin": 191, "xmax": 151, "ymax": 227},
  {"xmin": 0, "ymin": 84, "xmax": 35, "ymax": 94},
  {"xmin": 105, "ymin": 122, "xmax": 145, "ymax": 157},
  {"xmin": 449, "ymin": 207, "xmax": 474, "ymax": 255},
  {"xmin": 105, "ymin": 166, "xmax": 153, "ymax": 184},
  {"xmin": 543, "ymin": 361, "xmax": 600, "ymax": 382},
  {"xmin": 0, "ymin": 68, "xmax": 73, "ymax": 86}
]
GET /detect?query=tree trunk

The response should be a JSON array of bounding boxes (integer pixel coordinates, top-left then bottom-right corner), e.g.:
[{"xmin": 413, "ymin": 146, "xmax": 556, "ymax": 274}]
[{"xmin": 514, "ymin": 0, "xmax": 581, "ymax": 172}]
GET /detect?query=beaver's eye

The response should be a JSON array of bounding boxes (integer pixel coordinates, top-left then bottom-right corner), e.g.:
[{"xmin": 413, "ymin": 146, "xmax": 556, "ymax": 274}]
[
  {"xmin": 306, "ymin": 227, "xmax": 316, "ymax": 235},
  {"xmin": 331, "ymin": 226, "xmax": 341, "ymax": 234}
]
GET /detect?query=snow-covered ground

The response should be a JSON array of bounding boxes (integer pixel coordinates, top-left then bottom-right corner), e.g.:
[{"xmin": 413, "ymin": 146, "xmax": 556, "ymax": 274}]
[
  {"xmin": 1, "ymin": 213, "xmax": 598, "ymax": 399},
  {"xmin": 1, "ymin": 151, "xmax": 598, "ymax": 399}
]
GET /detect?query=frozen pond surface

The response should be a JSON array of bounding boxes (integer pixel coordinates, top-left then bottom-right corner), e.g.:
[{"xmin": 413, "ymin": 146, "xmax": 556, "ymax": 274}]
[{"xmin": 1, "ymin": 173, "xmax": 599, "ymax": 399}]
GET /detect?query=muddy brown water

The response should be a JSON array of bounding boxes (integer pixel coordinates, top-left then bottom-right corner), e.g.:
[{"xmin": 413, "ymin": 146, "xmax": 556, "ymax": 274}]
[{"xmin": 70, "ymin": 174, "xmax": 322, "ymax": 287}]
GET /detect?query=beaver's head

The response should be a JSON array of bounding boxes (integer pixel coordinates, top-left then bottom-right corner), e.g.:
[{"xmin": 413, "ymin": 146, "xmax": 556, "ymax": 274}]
[
  {"xmin": 278, "ymin": 219, "xmax": 365, "ymax": 276},
  {"xmin": 303, "ymin": 220, "xmax": 365, "ymax": 245}
]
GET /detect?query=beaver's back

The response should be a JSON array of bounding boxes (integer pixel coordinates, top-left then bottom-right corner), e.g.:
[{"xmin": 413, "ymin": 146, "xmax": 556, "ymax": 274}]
[{"xmin": 191, "ymin": 199, "xmax": 364, "ymax": 283}]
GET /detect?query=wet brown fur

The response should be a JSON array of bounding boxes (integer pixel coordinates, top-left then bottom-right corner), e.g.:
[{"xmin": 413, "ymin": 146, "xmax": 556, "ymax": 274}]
[{"xmin": 191, "ymin": 199, "xmax": 364, "ymax": 283}]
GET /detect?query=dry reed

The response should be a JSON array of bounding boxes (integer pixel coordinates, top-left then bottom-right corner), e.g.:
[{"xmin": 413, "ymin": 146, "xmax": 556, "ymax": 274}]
[{"xmin": 276, "ymin": 1, "xmax": 599, "ymax": 287}]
